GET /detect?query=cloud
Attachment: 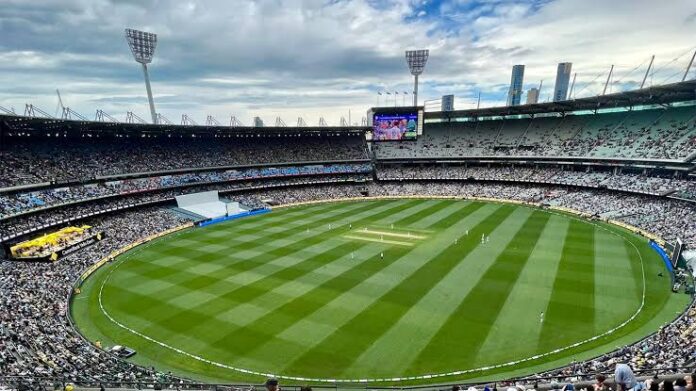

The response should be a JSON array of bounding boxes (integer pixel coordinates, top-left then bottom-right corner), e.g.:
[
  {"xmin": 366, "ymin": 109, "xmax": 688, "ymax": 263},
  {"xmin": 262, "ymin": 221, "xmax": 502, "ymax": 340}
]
[{"xmin": 0, "ymin": 0, "xmax": 694, "ymax": 123}]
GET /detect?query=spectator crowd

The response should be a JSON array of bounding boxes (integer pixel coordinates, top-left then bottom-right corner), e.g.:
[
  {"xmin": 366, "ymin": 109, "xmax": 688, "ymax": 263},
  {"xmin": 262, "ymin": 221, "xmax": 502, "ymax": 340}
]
[
  {"xmin": 1, "ymin": 122, "xmax": 695, "ymax": 390},
  {"xmin": 0, "ymin": 174, "xmax": 372, "ymax": 242},
  {"xmin": 0, "ymin": 135, "xmax": 369, "ymax": 188},
  {"xmin": 377, "ymin": 165, "xmax": 696, "ymax": 199},
  {"xmin": 374, "ymin": 105, "xmax": 696, "ymax": 161},
  {"xmin": 0, "ymin": 181, "xmax": 694, "ymax": 389},
  {"xmin": 0, "ymin": 163, "xmax": 372, "ymax": 219},
  {"xmin": 0, "ymin": 208, "xmax": 190, "ymax": 390}
]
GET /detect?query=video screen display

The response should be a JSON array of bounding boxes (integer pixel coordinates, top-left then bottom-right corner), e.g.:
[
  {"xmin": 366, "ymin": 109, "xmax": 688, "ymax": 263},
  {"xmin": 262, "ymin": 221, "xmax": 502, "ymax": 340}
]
[{"xmin": 373, "ymin": 113, "xmax": 418, "ymax": 141}]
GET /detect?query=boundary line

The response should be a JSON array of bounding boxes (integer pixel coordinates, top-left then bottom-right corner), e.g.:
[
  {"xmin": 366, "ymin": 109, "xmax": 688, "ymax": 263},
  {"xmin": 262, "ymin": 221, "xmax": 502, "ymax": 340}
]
[{"xmin": 94, "ymin": 198, "xmax": 648, "ymax": 384}]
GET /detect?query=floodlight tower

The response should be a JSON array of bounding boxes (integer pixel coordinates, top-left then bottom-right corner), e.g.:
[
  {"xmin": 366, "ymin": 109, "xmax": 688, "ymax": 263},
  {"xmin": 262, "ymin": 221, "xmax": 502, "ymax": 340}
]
[
  {"xmin": 405, "ymin": 49, "xmax": 429, "ymax": 106},
  {"xmin": 125, "ymin": 28, "xmax": 158, "ymax": 124}
]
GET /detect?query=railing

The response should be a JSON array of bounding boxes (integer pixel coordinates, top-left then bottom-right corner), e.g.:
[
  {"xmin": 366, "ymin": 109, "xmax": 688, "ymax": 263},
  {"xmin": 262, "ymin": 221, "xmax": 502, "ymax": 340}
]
[
  {"xmin": 1, "ymin": 175, "xmax": 373, "ymax": 243},
  {"xmin": 0, "ymin": 158, "xmax": 373, "ymax": 195},
  {"xmin": 0, "ymin": 164, "xmax": 374, "ymax": 221},
  {"xmin": 1, "ymin": 367, "xmax": 694, "ymax": 391}
]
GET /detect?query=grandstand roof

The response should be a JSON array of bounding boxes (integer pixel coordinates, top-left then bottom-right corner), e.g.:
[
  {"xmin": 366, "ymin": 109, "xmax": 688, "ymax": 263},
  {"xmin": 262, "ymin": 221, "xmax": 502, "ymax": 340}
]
[
  {"xmin": 426, "ymin": 79, "xmax": 696, "ymax": 120},
  {"xmin": 2, "ymin": 80, "xmax": 695, "ymax": 136},
  {"xmin": 0, "ymin": 114, "xmax": 370, "ymax": 137}
]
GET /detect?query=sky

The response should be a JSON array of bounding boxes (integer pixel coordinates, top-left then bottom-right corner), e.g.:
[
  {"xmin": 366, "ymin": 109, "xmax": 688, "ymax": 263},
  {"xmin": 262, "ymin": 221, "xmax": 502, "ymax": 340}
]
[{"xmin": 1, "ymin": 0, "xmax": 696, "ymax": 126}]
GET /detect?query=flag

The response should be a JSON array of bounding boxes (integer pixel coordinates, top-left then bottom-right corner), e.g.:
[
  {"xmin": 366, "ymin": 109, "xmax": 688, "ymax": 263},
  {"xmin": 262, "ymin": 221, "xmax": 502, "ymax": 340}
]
[
  {"xmin": 377, "ymin": 92, "xmax": 382, "ymax": 95},
  {"xmin": 403, "ymin": 91, "xmax": 408, "ymax": 95},
  {"xmin": 386, "ymin": 92, "xmax": 391, "ymax": 95},
  {"xmin": 395, "ymin": 91, "xmax": 399, "ymax": 95}
]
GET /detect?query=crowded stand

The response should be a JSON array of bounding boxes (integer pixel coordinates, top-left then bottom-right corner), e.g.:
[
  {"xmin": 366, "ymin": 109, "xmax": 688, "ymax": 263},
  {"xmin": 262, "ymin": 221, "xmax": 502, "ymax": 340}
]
[
  {"xmin": 0, "ymin": 163, "xmax": 372, "ymax": 219},
  {"xmin": 377, "ymin": 165, "xmax": 694, "ymax": 198},
  {"xmin": 0, "ymin": 182, "xmax": 694, "ymax": 390},
  {"xmin": 10, "ymin": 161, "xmax": 693, "ymax": 225},
  {"xmin": 0, "ymin": 134, "xmax": 369, "ymax": 188},
  {"xmin": 534, "ymin": 303, "xmax": 696, "ymax": 384},
  {"xmin": 8, "ymin": 225, "xmax": 98, "ymax": 260},
  {"xmin": 0, "ymin": 208, "xmax": 190, "ymax": 389},
  {"xmin": 0, "ymin": 174, "xmax": 372, "ymax": 242},
  {"xmin": 0, "ymin": 162, "xmax": 694, "ymax": 390},
  {"xmin": 373, "ymin": 105, "xmax": 696, "ymax": 161},
  {"xmin": 548, "ymin": 189, "xmax": 696, "ymax": 247}
]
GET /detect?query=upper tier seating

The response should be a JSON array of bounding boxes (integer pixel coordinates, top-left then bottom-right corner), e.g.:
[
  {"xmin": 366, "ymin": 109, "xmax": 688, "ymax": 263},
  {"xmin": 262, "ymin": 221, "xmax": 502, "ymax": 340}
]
[
  {"xmin": 0, "ymin": 134, "xmax": 369, "ymax": 188},
  {"xmin": 373, "ymin": 106, "xmax": 696, "ymax": 161}
]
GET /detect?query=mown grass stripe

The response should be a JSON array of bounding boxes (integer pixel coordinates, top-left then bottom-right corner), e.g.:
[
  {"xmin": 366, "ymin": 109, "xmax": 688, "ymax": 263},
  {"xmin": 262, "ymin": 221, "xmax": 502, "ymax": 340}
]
[
  {"xmin": 210, "ymin": 243, "xmax": 386, "ymax": 326},
  {"xmin": 119, "ymin": 200, "xmax": 399, "ymax": 287},
  {"xmin": 113, "ymin": 199, "xmax": 422, "ymax": 310},
  {"xmin": 73, "ymin": 200, "xmax": 681, "ymax": 384},
  {"xmin": 110, "ymin": 200, "xmax": 426, "ymax": 332},
  {"xmin": 140, "ymin": 199, "xmax": 424, "ymax": 286},
  {"xmin": 103, "ymin": 242, "xmax": 383, "ymax": 347},
  {"xmin": 623, "ymin": 238, "xmax": 645, "ymax": 302},
  {"xmin": 193, "ymin": 202, "xmax": 378, "ymax": 242},
  {"xmin": 391, "ymin": 200, "xmax": 459, "ymax": 226},
  {"xmin": 158, "ymin": 200, "xmax": 436, "ymax": 314},
  {"xmin": 404, "ymin": 210, "xmax": 551, "ymax": 374},
  {"xmin": 408, "ymin": 201, "xmax": 470, "ymax": 229},
  {"xmin": 593, "ymin": 227, "xmax": 640, "ymax": 333},
  {"xmin": 537, "ymin": 219, "xmax": 595, "ymax": 352},
  {"xmin": 166, "ymin": 201, "xmax": 376, "ymax": 250},
  {"xmin": 216, "ymin": 202, "xmax": 488, "ymax": 373},
  {"xmin": 144, "ymin": 242, "xmax": 368, "ymax": 335},
  {"xmin": 344, "ymin": 206, "xmax": 535, "ymax": 377},
  {"xmin": 275, "ymin": 204, "xmax": 514, "ymax": 377},
  {"xmin": 140, "ymin": 201, "xmax": 366, "ymax": 265},
  {"xmin": 203, "ymin": 200, "xmax": 405, "ymax": 251},
  {"xmin": 153, "ymin": 202, "xmax": 347, "ymax": 251},
  {"xmin": 473, "ymin": 215, "xmax": 569, "ymax": 367},
  {"xmin": 121, "ymin": 200, "xmax": 402, "ymax": 283},
  {"xmin": 102, "ymin": 202, "xmax": 397, "ymax": 323}
]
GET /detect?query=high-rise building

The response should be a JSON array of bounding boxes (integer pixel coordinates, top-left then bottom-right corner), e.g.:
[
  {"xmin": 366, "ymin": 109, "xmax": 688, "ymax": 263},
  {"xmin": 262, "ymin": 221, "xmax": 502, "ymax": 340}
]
[
  {"xmin": 507, "ymin": 65, "xmax": 525, "ymax": 106},
  {"xmin": 441, "ymin": 95, "xmax": 454, "ymax": 111},
  {"xmin": 253, "ymin": 116, "xmax": 264, "ymax": 127},
  {"xmin": 526, "ymin": 87, "xmax": 540, "ymax": 104},
  {"xmin": 553, "ymin": 62, "xmax": 572, "ymax": 102}
]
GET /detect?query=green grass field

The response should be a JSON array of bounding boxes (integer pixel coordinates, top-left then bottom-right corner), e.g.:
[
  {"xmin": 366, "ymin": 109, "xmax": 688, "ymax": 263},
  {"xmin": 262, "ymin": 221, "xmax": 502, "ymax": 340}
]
[{"xmin": 71, "ymin": 199, "xmax": 690, "ymax": 385}]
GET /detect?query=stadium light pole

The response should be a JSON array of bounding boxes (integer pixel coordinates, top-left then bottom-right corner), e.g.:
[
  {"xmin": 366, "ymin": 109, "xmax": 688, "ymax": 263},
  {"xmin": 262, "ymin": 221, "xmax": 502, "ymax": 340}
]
[
  {"xmin": 125, "ymin": 28, "xmax": 158, "ymax": 124},
  {"xmin": 405, "ymin": 49, "xmax": 429, "ymax": 106}
]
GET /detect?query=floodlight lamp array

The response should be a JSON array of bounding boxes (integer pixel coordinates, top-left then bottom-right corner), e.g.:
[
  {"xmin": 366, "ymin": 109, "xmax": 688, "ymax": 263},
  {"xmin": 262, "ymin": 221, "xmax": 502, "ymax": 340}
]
[
  {"xmin": 405, "ymin": 49, "xmax": 429, "ymax": 76},
  {"xmin": 125, "ymin": 28, "xmax": 157, "ymax": 64}
]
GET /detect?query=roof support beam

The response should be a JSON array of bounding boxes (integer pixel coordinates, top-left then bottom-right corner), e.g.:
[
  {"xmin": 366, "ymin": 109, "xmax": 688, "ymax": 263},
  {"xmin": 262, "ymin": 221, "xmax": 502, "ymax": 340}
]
[
  {"xmin": 684, "ymin": 49, "xmax": 696, "ymax": 82},
  {"xmin": 602, "ymin": 65, "xmax": 614, "ymax": 95},
  {"xmin": 640, "ymin": 55, "xmax": 655, "ymax": 89}
]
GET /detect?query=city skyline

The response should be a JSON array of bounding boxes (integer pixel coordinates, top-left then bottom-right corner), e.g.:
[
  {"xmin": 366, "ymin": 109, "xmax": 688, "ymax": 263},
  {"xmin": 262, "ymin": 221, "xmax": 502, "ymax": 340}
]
[
  {"xmin": 553, "ymin": 62, "xmax": 573, "ymax": 102},
  {"xmin": 507, "ymin": 65, "xmax": 525, "ymax": 106},
  {"xmin": 526, "ymin": 87, "xmax": 540, "ymax": 104}
]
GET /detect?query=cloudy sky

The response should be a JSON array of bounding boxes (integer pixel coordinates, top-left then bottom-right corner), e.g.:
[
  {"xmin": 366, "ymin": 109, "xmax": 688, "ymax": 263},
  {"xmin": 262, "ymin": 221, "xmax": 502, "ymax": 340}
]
[{"xmin": 1, "ymin": 0, "xmax": 695, "ymax": 125}]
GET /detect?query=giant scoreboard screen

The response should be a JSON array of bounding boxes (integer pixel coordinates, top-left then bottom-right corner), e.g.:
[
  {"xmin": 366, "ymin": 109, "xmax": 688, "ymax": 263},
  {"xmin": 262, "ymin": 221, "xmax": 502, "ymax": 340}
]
[{"xmin": 367, "ymin": 106, "xmax": 423, "ymax": 141}]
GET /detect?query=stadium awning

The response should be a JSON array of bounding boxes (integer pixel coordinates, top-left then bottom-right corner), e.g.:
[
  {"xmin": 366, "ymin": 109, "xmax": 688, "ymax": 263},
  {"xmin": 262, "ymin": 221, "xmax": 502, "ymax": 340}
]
[{"xmin": 425, "ymin": 79, "xmax": 696, "ymax": 120}]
